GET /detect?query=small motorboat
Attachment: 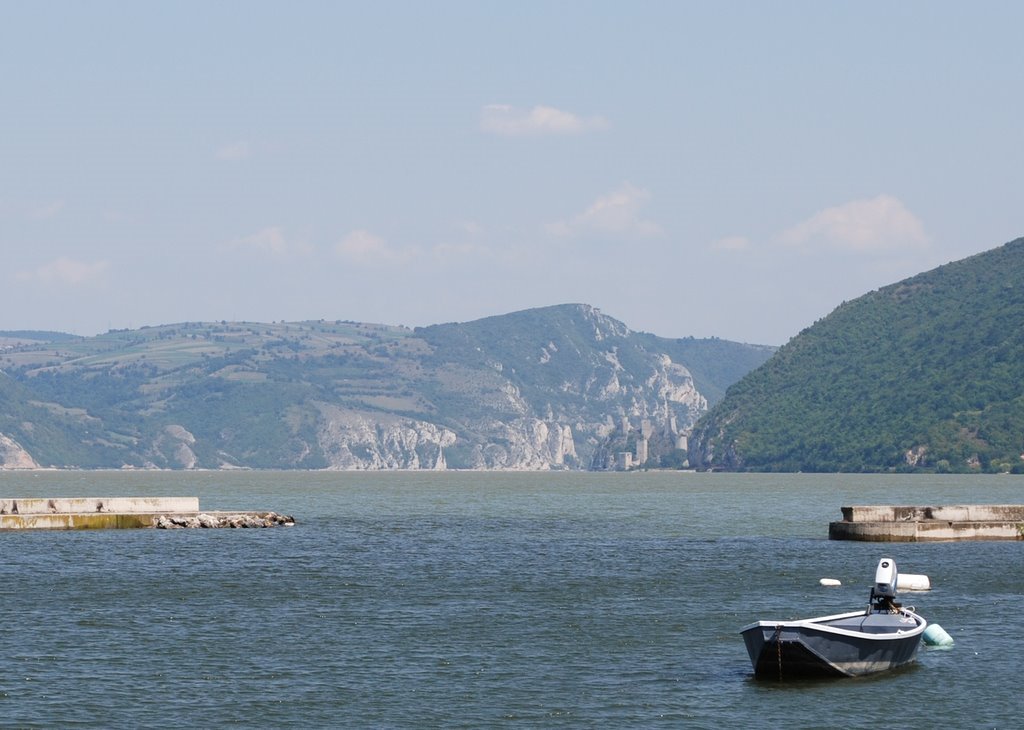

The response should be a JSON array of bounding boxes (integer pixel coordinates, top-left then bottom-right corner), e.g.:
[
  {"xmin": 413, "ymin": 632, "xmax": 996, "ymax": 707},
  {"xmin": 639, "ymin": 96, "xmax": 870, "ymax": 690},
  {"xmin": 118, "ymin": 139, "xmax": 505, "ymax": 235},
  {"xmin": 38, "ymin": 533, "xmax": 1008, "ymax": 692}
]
[{"xmin": 741, "ymin": 558, "xmax": 927, "ymax": 679}]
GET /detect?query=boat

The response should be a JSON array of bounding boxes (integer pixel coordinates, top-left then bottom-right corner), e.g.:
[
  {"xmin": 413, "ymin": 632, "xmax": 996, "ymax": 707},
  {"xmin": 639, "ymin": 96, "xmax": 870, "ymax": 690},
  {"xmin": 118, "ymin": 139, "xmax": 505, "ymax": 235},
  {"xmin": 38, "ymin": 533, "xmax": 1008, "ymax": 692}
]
[{"xmin": 740, "ymin": 558, "xmax": 927, "ymax": 678}]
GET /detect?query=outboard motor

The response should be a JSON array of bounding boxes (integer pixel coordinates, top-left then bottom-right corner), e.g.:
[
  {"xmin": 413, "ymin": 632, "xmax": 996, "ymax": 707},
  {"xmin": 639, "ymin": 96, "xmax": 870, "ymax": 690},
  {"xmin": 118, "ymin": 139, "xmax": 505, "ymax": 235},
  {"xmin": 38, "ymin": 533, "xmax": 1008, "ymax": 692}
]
[
  {"xmin": 874, "ymin": 558, "xmax": 898, "ymax": 597},
  {"xmin": 870, "ymin": 558, "xmax": 900, "ymax": 611}
]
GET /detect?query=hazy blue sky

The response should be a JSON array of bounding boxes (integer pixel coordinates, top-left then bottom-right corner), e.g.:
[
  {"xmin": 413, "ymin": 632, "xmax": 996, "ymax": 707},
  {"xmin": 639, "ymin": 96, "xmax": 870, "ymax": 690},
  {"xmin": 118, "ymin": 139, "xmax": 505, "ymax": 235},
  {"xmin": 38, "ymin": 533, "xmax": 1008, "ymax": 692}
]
[{"xmin": 3, "ymin": 2, "xmax": 1022, "ymax": 345}]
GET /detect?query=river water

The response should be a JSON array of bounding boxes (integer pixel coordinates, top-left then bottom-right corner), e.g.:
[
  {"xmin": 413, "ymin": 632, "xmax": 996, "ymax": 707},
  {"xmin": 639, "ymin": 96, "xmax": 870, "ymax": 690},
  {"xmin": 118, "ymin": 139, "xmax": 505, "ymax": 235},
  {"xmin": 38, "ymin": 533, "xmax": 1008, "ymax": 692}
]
[{"xmin": 1, "ymin": 471, "xmax": 1021, "ymax": 728}]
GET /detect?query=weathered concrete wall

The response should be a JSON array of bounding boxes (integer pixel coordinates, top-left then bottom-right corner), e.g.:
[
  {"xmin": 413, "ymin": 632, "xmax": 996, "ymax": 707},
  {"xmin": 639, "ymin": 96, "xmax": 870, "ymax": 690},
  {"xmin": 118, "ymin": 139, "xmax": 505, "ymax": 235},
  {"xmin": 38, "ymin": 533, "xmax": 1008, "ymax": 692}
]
[
  {"xmin": 0, "ymin": 497, "xmax": 199, "ymax": 515},
  {"xmin": 0, "ymin": 513, "xmax": 161, "ymax": 530},
  {"xmin": 829, "ymin": 520, "xmax": 1023, "ymax": 541},
  {"xmin": 0, "ymin": 496, "xmax": 293, "ymax": 531},
  {"xmin": 841, "ymin": 505, "xmax": 1024, "ymax": 523},
  {"xmin": 830, "ymin": 504, "xmax": 1024, "ymax": 542},
  {"xmin": 829, "ymin": 521, "xmax": 919, "ymax": 542}
]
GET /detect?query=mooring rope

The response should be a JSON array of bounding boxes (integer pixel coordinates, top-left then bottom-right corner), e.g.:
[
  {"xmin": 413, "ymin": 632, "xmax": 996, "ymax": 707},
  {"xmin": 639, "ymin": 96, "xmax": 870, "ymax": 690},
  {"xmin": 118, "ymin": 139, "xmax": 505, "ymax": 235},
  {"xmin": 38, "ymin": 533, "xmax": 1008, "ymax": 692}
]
[{"xmin": 772, "ymin": 624, "xmax": 784, "ymax": 679}]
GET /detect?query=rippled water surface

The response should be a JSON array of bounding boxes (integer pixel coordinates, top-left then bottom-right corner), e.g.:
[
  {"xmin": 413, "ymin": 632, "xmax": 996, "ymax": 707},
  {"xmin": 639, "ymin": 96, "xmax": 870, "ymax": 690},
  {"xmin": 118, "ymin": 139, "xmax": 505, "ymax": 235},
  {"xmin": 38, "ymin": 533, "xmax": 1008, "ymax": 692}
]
[{"xmin": 1, "ymin": 471, "xmax": 1022, "ymax": 728}]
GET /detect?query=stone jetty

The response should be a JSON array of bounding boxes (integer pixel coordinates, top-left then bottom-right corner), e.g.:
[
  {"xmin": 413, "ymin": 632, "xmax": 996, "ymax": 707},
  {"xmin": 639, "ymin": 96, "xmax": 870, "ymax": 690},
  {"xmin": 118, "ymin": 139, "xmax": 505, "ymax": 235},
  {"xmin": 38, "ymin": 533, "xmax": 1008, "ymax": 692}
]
[
  {"xmin": 154, "ymin": 512, "xmax": 295, "ymax": 529},
  {"xmin": 0, "ymin": 497, "xmax": 295, "ymax": 530},
  {"xmin": 829, "ymin": 504, "xmax": 1024, "ymax": 541}
]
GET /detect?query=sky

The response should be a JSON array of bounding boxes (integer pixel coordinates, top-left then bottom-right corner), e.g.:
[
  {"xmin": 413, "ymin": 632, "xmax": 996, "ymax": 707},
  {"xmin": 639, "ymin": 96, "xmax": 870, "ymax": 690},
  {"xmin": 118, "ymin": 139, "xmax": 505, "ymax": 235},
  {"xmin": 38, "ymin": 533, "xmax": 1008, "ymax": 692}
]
[{"xmin": 2, "ymin": 2, "xmax": 1023, "ymax": 345}]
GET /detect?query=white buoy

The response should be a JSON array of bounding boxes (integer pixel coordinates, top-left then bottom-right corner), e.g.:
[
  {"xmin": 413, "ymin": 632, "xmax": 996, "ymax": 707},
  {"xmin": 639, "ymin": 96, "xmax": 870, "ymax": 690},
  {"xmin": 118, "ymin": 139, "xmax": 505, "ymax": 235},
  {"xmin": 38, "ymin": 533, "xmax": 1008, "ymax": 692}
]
[
  {"xmin": 819, "ymin": 578, "xmax": 842, "ymax": 587},
  {"xmin": 923, "ymin": 623, "xmax": 954, "ymax": 647},
  {"xmin": 896, "ymin": 573, "xmax": 931, "ymax": 591}
]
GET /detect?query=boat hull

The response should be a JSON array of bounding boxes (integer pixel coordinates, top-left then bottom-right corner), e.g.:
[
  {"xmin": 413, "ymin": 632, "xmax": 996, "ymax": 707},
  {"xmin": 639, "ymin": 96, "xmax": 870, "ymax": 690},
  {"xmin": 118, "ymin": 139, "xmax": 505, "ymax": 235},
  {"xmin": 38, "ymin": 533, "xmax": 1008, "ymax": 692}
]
[{"xmin": 740, "ymin": 609, "xmax": 926, "ymax": 679}]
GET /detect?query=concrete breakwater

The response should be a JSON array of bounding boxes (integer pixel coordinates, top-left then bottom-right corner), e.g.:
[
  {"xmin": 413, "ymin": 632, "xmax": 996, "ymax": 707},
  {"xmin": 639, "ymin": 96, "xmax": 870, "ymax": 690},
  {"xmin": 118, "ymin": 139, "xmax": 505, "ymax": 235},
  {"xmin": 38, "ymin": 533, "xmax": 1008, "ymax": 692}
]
[
  {"xmin": 0, "ymin": 497, "xmax": 294, "ymax": 530},
  {"xmin": 829, "ymin": 504, "xmax": 1024, "ymax": 541}
]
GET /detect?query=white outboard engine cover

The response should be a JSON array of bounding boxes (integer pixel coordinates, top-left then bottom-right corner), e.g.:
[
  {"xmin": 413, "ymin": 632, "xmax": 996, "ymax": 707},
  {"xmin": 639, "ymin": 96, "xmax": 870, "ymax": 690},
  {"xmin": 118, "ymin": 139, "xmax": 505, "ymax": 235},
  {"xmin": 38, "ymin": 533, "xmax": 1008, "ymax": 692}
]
[{"xmin": 874, "ymin": 558, "xmax": 898, "ymax": 598}]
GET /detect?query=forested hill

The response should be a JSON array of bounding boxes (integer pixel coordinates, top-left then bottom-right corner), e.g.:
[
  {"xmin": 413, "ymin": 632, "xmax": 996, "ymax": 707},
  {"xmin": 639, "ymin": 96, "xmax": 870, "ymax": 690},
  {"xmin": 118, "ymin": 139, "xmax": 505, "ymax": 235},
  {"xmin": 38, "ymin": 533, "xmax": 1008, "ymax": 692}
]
[
  {"xmin": 690, "ymin": 237, "xmax": 1024, "ymax": 473},
  {"xmin": 0, "ymin": 304, "xmax": 773, "ymax": 470}
]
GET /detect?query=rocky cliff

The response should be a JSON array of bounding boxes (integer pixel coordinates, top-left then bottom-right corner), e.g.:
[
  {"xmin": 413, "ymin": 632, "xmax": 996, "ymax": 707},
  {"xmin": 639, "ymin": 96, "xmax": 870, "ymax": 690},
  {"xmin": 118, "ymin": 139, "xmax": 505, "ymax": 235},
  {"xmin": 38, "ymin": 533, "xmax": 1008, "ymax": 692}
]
[{"xmin": 0, "ymin": 433, "xmax": 39, "ymax": 469}]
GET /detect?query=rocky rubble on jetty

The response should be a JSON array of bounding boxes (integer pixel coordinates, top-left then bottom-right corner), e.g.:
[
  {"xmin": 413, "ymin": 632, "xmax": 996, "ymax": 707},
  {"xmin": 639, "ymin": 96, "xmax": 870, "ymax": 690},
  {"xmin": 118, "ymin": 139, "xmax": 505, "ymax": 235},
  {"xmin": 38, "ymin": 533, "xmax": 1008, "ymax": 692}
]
[{"xmin": 154, "ymin": 512, "xmax": 295, "ymax": 529}]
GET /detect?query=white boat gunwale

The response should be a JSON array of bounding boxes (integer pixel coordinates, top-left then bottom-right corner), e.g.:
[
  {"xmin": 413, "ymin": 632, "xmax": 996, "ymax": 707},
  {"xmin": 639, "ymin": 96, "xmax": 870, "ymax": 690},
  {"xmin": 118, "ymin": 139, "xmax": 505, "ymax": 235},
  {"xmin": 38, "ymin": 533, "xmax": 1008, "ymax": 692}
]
[{"xmin": 739, "ymin": 607, "xmax": 927, "ymax": 641}]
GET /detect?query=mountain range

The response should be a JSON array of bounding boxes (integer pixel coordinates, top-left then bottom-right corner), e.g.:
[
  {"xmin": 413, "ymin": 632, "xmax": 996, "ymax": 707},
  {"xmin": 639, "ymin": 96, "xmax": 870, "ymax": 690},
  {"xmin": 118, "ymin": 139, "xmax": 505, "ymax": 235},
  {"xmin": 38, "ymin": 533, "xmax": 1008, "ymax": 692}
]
[{"xmin": 0, "ymin": 304, "xmax": 773, "ymax": 470}]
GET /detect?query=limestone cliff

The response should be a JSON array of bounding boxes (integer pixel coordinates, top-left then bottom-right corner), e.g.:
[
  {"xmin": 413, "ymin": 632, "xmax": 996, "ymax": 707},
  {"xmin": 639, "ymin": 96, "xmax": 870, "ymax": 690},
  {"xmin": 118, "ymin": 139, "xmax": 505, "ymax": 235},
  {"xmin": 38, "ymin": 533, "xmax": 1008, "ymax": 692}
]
[
  {"xmin": 151, "ymin": 425, "xmax": 198, "ymax": 469},
  {"xmin": 0, "ymin": 433, "xmax": 39, "ymax": 469},
  {"xmin": 464, "ymin": 419, "xmax": 578, "ymax": 470},
  {"xmin": 303, "ymin": 309, "xmax": 712, "ymax": 470},
  {"xmin": 316, "ymin": 406, "xmax": 456, "ymax": 470}
]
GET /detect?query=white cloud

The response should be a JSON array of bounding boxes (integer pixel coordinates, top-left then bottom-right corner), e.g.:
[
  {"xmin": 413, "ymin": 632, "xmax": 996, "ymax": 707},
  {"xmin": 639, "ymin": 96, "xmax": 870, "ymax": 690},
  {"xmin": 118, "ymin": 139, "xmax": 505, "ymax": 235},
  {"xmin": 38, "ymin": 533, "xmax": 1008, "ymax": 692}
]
[
  {"xmin": 335, "ymin": 229, "xmax": 417, "ymax": 265},
  {"xmin": 547, "ymin": 183, "xmax": 661, "ymax": 238},
  {"xmin": 17, "ymin": 257, "xmax": 109, "ymax": 285},
  {"xmin": 216, "ymin": 140, "xmax": 252, "ymax": 161},
  {"xmin": 28, "ymin": 200, "xmax": 65, "ymax": 220},
  {"xmin": 230, "ymin": 226, "xmax": 313, "ymax": 256},
  {"xmin": 455, "ymin": 220, "xmax": 484, "ymax": 237},
  {"xmin": 481, "ymin": 104, "xmax": 609, "ymax": 136},
  {"xmin": 778, "ymin": 195, "xmax": 929, "ymax": 252},
  {"xmin": 711, "ymin": 235, "xmax": 750, "ymax": 252}
]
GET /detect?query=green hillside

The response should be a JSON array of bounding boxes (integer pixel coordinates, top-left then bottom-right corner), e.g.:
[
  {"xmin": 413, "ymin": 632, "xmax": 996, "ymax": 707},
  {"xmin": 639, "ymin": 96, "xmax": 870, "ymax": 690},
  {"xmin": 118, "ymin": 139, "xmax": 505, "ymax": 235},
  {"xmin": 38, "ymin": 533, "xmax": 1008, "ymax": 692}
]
[
  {"xmin": 0, "ymin": 330, "xmax": 77, "ymax": 342},
  {"xmin": 690, "ymin": 237, "xmax": 1024, "ymax": 473}
]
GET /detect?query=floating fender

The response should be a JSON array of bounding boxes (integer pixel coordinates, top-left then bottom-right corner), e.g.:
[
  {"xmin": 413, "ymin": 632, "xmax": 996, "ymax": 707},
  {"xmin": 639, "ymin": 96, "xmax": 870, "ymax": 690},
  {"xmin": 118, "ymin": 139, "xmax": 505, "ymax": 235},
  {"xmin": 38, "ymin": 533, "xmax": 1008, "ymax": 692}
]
[
  {"xmin": 896, "ymin": 573, "xmax": 931, "ymax": 591},
  {"xmin": 819, "ymin": 578, "xmax": 842, "ymax": 587},
  {"xmin": 923, "ymin": 623, "xmax": 954, "ymax": 647}
]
